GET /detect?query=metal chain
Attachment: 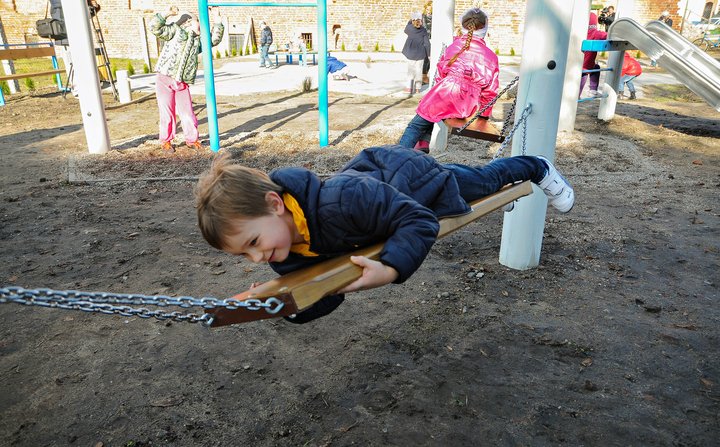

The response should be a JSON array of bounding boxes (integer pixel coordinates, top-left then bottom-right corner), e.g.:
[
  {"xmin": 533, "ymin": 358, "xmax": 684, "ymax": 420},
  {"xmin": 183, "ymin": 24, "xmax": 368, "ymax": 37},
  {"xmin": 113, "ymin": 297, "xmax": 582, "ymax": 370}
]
[
  {"xmin": 0, "ymin": 286, "xmax": 286, "ymax": 326},
  {"xmin": 458, "ymin": 75, "xmax": 520, "ymax": 133},
  {"xmin": 492, "ymin": 103, "xmax": 532, "ymax": 160}
]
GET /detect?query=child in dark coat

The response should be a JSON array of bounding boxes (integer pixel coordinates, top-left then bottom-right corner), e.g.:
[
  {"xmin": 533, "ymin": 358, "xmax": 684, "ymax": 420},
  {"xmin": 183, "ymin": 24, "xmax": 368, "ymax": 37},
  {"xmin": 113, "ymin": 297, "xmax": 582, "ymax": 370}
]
[
  {"xmin": 402, "ymin": 11, "xmax": 431, "ymax": 94},
  {"xmin": 195, "ymin": 146, "xmax": 574, "ymax": 323}
]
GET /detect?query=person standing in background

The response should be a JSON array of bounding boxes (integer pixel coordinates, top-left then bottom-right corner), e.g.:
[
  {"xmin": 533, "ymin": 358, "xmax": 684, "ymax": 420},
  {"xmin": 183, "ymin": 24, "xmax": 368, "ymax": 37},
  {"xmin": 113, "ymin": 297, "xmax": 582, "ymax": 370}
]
[
  {"xmin": 651, "ymin": 11, "xmax": 673, "ymax": 67},
  {"xmin": 150, "ymin": 6, "xmax": 224, "ymax": 153},
  {"xmin": 402, "ymin": 11, "xmax": 431, "ymax": 95},
  {"xmin": 259, "ymin": 21, "xmax": 274, "ymax": 68},
  {"xmin": 421, "ymin": 1, "xmax": 433, "ymax": 85}
]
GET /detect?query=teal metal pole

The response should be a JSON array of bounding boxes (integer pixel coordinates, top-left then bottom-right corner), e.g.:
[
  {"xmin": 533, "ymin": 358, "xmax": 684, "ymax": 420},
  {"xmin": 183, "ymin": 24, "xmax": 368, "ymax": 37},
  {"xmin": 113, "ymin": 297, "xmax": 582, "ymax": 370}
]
[
  {"xmin": 317, "ymin": 0, "xmax": 328, "ymax": 146},
  {"xmin": 198, "ymin": 0, "xmax": 220, "ymax": 152},
  {"xmin": 51, "ymin": 53, "xmax": 63, "ymax": 91}
]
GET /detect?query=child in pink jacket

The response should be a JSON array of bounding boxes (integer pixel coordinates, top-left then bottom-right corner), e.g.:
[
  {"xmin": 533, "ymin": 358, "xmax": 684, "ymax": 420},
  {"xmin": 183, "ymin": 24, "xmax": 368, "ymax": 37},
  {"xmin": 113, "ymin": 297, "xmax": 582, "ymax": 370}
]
[{"xmin": 398, "ymin": 7, "xmax": 499, "ymax": 152}]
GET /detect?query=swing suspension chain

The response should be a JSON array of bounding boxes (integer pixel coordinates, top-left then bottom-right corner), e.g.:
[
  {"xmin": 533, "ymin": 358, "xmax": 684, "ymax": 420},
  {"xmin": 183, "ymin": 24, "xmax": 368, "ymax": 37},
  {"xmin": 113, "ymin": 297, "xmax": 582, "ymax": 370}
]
[
  {"xmin": 0, "ymin": 286, "xmax": 286, "ymax": 326},
  {"xmin": 492, "ymin": 103, "xmax": 532, "ymax": 160},
  {"xmin": 457, "ymin": 75, "xmax": 520, "ymax": 134}
]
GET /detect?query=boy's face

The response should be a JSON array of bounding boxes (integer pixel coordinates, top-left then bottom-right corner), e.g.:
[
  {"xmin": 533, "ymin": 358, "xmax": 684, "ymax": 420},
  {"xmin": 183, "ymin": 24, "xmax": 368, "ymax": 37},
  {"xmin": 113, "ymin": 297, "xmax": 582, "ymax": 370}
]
[
  {"xmin": 412, "ymin": 19, "xmax": 423, "ymax": 28},
  {"xmin": 221, "ymin": 192, "xmax": 295, "ymax": 264}
]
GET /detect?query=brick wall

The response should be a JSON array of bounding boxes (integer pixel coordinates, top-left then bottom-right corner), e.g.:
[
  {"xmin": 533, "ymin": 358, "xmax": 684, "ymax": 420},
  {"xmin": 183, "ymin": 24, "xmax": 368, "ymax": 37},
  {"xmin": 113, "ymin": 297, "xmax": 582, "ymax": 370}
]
[{"xmin": 0, "ymin": 0, "xmax": 707, "ymax": 62}]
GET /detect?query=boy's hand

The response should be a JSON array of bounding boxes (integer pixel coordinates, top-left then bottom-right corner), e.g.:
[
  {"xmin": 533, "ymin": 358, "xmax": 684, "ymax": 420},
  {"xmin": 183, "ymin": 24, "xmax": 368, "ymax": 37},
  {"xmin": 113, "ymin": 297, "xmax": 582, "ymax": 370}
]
[
  {"xmin": 167, "ymin": 5, "xmax": 179, "ymax": 17},
  {"xmin": 338, "ymin": 256, "xmax": 399, "ymax": 294}
]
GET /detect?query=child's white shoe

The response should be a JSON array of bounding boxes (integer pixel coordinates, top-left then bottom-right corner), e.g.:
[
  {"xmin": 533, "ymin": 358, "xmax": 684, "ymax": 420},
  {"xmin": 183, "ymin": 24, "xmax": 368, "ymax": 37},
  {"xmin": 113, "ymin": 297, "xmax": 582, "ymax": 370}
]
[{"xmin": 537, "ymin": 156, "xmax": 574, "ymax": 213}]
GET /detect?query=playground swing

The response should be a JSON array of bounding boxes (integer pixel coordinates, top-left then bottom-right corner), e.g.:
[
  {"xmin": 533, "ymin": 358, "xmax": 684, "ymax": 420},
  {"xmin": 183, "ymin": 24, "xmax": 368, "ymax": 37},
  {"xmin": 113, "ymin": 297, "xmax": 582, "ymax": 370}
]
[
  {"xmin": 444, "ymin": 75, "xmax": 521, "ymax": 143},
  {"xmin": 1, "ymin": 180, "xmax": 534, "ymax": 328}
]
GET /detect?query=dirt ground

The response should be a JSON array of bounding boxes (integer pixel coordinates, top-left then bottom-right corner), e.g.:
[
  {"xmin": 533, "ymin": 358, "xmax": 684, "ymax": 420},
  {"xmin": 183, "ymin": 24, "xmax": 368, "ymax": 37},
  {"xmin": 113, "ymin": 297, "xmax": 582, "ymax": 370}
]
[{"xmin": 0, "ymin": 84, "xmax": 718, "ymax": 447}]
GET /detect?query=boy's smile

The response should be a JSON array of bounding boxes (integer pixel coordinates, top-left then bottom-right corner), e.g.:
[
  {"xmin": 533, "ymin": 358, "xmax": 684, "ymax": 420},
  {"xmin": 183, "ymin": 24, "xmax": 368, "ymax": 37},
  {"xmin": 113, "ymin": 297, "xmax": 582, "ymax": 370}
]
[{"xmin": 221, "ymin": 192, "xmax": 300, "ymax": 264}]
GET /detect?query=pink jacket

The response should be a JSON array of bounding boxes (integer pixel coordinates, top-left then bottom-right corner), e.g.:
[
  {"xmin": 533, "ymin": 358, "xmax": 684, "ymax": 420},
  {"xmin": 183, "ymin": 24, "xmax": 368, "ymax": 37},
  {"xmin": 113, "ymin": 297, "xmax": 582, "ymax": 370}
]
[{"xmin": 417, "ymin": 34, "xmax": 499, "ymax": 123}]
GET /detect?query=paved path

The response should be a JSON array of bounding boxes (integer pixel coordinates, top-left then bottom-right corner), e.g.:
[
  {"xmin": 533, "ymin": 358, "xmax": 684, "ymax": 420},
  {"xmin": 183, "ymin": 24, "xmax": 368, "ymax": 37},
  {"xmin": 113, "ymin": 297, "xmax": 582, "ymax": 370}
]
[{"xmin": 128, "ymin": 53, "xmax": 682, "ymax": 98}]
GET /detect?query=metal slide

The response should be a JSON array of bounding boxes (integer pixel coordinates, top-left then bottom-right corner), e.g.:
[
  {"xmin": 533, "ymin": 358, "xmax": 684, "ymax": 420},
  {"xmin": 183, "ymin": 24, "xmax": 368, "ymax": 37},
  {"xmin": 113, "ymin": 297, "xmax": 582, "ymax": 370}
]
[{"xmin": 608, "ymin": 18, "xmax": 720, "ymax": 111}]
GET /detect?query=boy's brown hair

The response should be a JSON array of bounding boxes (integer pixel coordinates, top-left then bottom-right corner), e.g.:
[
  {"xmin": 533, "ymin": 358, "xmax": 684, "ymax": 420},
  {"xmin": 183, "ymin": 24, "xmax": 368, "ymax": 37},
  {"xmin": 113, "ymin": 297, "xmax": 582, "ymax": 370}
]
[{"xmin": 195, "ymin": 153, "xmax": 283, "ymax": 250}]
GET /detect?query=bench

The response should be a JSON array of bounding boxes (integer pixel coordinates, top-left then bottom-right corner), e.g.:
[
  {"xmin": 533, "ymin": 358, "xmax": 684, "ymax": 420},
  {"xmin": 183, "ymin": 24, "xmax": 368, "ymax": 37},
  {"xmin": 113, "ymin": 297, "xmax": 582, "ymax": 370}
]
[
  {"xmin": 0, "ymin": 43, "xmax": 65, "ymax": 106},
  {"xmin": 273, "ymin": 50, "xmax": 318, "ymax": 66}
]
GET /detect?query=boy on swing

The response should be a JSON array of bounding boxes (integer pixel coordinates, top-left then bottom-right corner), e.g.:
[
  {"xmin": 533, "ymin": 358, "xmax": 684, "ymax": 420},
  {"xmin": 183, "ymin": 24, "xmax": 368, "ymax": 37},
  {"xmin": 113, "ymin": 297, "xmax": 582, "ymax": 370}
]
[
  {"xmin": 195, "ymin": 145, "xmax": 574, "ymax": 324},
  {"xmin": 399, "ymin": 7, "xmax": 499, "ymax": 152}
]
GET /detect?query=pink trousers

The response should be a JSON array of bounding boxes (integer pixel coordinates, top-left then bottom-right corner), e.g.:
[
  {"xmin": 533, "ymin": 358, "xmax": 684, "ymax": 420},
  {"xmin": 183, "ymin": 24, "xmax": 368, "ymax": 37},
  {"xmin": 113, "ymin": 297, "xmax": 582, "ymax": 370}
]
[{"xmin": 155, "ymin": 73, "xmax": 199, "ymax": 144}]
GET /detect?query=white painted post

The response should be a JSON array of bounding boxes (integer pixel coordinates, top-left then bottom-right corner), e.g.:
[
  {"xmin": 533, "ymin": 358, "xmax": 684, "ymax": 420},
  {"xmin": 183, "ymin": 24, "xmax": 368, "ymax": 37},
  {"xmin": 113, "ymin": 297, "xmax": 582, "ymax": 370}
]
[
  {"xmin": 557, "ymin": 0, "xmax": 589, "ymax": 132},
  {"xmin": 139, "ymin": 16, "xmax": 152, "ymax": 72},
  {"xmin": 428, "ymin": 0, "xmax": 455, "ymax": 154},
  {"xmin": 60, "ymin": 0, "xmax": 110, "ymax": 154},
  {"xmin": 499, "ymin": 0, "xmax": 582, "ymax": 270},
  {"xmin": 598, "ymin": 51, "xmax": 621, "ymax": 120},
  {"xmin": 116, "ymin": 69, "xmax": 132, "ymax": 103}
]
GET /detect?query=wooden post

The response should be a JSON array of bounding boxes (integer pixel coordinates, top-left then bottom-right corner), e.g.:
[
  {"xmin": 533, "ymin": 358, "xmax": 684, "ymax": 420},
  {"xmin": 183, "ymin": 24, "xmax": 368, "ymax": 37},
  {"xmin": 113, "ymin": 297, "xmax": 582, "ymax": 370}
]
[
  {"xmin": 60, "ymin": 0, "xmax": 110, "ymax": 154},
  {"xmin": 557, "ymin": 0, "xmax": 589, "ymax": 132},
  {"xmin": 138, "ymin": 16, "xmax": 152, "ymax": 72},
  {"xmin": 499, "ymin": 0, "xmax": 581, "ymax": 270},
  {"xmin": 428, "ymin": 0, "xmax": 455, "ymax": 154},
  {"xmin": 0, "ymin": 17, "xmax": 19, "ymax": 94}
]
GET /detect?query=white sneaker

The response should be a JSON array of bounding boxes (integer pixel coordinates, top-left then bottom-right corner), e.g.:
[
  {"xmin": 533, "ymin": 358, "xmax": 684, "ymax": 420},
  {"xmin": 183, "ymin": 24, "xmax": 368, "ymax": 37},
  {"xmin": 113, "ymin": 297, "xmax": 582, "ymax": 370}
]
[{"xmin": 537, "ymin": 156, "xmax": 574, "ymax": 213}]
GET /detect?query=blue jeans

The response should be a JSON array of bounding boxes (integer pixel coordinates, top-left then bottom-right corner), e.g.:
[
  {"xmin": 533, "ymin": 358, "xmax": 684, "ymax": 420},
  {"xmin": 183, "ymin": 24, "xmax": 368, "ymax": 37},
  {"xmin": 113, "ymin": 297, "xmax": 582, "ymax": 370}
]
[
  {"xmin": 399, "ymin": 114, "xmax": 434, "ymax": 148},
  {"xmin": 619, "ymin": 74, "xmax": 637, "ymax": 94},
  {"xmin": 260, "ymin": 44, "xmax": 271, "ymax": 67},
  {"xmin": 444, "ymin": 156, "xmax": 548, "ymax": 202}
]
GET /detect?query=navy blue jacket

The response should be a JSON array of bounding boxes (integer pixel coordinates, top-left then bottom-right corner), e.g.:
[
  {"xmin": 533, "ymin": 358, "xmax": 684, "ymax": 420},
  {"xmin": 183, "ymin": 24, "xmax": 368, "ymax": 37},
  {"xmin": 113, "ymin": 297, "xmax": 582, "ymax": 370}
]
[
  {"xmin": 402, "ymin": 21, "xmax": 431, "ymax": 61},
  {"xmin": 268, "ymin": 145, "xmax": 470, "ymax": 323}
]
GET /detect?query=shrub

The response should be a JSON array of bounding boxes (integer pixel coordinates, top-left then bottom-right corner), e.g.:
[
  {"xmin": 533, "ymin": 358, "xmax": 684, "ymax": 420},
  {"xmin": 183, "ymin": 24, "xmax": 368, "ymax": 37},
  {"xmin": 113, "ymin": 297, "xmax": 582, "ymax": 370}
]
[
  {"xmin": 215, "ymin": 50, "xmax": 221, "ymax": 58},
  {"xmin": 111, "ymin": 65, "xmax": 117, "ymax": 79},
  {"xmin": 24, "ymin": 77, "xmax": 35, "ymax": 91},
  {"xmin": 636, "ymin": 50, "xmax": 642, "ymax": 58},
  {"xmin": 244, "ymin": 47, "xmax": 249, "ymax": 56},
  {"xmin": 495, "ymin": 48, "xmax": 500, "ymax": 55},
  {"xmin": 126, "ymin": 61, "xmax": 135, "ymax": 76},
  {"xmin": 0, "ymin": 80, "xmax": 9, "ymax": 95},
  {"xmin": 301, "ymin": 76, "xmax": 312, "ymax": 92},
  {"xmin": 341, "ymin": 42, "xmax": 346, "ymax": 51},
  {"xmin": 357, "ymin": 43, "xmax": 362, "ymax": 52},
  {"xmin": 143, "ymin": 63, "xmax": 150, "ymax": 74},
  {"xmin": 510, "ymin": 47, "xmax": 516, "ymax": 56},
  {"xmin": 374, "ymin": 42, "xmax": 379, "ymax": 52},
  {"xmin": 232, "ymin": 48, "xmax": 237, "ymax": 57},
  {"xmin": 252, "ymin": 44, "xmax": 257, "ymax": 54},
  {"xmin": 600, "ymin": 51, "xmax": 606, "ymax": 57},
  {"xmin": 390, "ymin": 44, "xmax": 395, "ymax": 52},
  {"xmin": 225, "ymin": 50, "xmax": 229, "ymax": 57}
]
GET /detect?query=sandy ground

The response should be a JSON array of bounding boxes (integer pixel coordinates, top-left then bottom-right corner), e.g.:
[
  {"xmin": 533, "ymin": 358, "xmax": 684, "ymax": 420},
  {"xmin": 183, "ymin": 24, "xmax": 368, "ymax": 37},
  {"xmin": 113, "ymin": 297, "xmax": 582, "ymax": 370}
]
[{"xmin": 0, "ymin": 72, "xmax": 719, "ymax": 446}]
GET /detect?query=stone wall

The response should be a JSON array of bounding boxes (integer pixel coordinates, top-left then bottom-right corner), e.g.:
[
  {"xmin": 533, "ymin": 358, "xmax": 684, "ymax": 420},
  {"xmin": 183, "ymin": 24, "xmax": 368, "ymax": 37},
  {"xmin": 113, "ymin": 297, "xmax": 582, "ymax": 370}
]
[{"xmin": 1, "ymin": 0, "xmax": 712, "ymax": 62}]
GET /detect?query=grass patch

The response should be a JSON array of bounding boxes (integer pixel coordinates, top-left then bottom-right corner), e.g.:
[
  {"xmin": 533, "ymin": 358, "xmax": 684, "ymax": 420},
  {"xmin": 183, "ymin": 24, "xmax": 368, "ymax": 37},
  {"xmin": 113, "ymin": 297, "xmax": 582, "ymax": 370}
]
[{"xmin": 643, "ymin": 84, "xmax": 705, "ymax": 103}]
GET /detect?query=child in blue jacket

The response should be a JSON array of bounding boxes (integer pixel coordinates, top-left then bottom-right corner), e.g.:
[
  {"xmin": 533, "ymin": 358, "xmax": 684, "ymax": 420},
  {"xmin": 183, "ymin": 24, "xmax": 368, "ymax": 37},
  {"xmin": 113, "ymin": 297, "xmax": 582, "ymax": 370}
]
[{"xmin": 195, "ymin": 146, "xmax": 574, "ymax": 323}]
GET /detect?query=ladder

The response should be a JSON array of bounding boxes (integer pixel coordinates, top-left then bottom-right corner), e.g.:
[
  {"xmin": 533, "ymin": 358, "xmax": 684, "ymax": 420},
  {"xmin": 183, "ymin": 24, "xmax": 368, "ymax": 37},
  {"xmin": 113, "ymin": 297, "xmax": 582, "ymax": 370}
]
[{"xmin": 64, "ymin": 4, "xmax": 118, "ymax": 100}]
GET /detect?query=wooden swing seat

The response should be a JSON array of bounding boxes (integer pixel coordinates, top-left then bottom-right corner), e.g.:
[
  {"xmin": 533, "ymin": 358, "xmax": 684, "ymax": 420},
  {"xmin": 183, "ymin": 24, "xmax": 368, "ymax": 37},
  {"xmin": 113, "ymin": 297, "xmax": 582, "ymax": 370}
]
[
  {"xmin": 207, "ymin": 181, "xmax": 533, "ymax": 327},
  {"xmin": 444, "ymin": 116, "xmax": 505, "ymax": 143}
]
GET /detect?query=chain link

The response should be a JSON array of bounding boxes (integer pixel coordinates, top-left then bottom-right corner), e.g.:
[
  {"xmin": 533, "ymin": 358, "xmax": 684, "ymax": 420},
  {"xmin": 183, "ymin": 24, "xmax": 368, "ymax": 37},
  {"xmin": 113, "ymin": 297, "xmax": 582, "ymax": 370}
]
[
  {"xmin": 458, "ymin": 76, "xmax": 520, "ymax": 133},
  {"xmin": 492, "ymin": 103, "xmax": 532, "ymax": 160},
  {"xmin": 0, "ymin": 286, "xmax": 286, "ymax": 326}
]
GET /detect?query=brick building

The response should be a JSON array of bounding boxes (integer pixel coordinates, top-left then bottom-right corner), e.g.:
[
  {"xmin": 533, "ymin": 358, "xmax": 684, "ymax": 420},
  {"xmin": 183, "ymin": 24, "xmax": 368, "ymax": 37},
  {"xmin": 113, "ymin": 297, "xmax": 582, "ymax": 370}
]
[{"xmin": 1, "ymin": 0, "xmax": 718, "ymax": 62}]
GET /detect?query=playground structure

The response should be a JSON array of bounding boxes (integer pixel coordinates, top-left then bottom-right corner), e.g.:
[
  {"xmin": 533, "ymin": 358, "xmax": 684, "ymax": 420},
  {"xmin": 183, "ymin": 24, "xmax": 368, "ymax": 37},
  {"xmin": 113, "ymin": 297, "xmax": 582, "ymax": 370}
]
[
  {"xmin": 198, "ymin": 0, "xmax": 330, "ymax": 151},
  {"xmin": 0, "ymin": 43, "xmax": 65, "ymax": 106},
  {"xmin": 5, "ymin": 0, "xmax": 720, "ymax": 326}
]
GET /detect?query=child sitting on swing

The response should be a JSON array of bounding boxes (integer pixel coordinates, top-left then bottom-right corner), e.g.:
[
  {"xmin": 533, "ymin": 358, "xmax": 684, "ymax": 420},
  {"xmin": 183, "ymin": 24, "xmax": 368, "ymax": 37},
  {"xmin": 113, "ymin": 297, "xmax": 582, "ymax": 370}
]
[
  {"xmin": 399, "ymin": 7, "xmax": 499, "ymax": 152},
  {"xmin": 195, "ymin": 145, "xmax": 574, "ymax": 324}
]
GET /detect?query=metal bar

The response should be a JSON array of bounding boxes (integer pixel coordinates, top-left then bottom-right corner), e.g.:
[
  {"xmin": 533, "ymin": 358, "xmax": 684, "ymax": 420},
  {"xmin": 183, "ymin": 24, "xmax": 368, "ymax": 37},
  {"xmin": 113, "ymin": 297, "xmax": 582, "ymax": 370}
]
[
  {"xmin": 198, "ymin": 0, "xmax": 220, "ymax": 152},
  {"xmin": 581, "ymin": 39, "xmax": 637, "ymax": 51},
  {"xmin": 51, "ymin": 55, "xmax": 63, "ymax": 90},
  {"xmin": 208, "ymin": 2, "xmax": 316, "ymax": 6},
  {"xmin": 317, "ymin": 0, "xmax": 328, "ymax": 146},
  {"xmin": 581, "ymin": 67, "xmax": 613, "ymax": 73},
  {"xmin": 577, "ymin": 94, "xmax": 608, "ymax": 102}
]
